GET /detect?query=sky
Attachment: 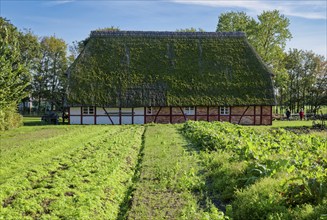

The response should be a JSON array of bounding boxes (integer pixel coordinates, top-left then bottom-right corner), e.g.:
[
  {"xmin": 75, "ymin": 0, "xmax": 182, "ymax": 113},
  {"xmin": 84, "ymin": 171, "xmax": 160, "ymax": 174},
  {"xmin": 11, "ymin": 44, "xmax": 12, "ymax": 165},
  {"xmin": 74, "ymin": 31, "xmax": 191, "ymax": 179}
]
[{"xmin": 0, "ymin": 0, "xmax": 326, "ymax": 57}]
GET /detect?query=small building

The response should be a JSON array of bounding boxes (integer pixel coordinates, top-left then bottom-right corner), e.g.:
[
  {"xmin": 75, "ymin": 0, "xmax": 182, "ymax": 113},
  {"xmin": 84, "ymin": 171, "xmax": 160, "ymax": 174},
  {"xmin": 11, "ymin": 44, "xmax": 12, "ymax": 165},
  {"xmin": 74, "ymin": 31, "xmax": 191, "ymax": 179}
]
[{"xmin": 67, "ymin": 31, "xmax": 275, "ymax": 125}]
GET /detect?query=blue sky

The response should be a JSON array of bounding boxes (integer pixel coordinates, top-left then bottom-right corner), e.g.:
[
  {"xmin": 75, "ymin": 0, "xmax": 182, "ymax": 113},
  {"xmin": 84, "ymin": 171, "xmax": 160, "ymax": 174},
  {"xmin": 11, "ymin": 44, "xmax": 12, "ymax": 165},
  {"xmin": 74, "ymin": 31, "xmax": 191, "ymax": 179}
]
[{"xmin": 1, "ymin": 0, "xmax": 326, "ymax": 57}]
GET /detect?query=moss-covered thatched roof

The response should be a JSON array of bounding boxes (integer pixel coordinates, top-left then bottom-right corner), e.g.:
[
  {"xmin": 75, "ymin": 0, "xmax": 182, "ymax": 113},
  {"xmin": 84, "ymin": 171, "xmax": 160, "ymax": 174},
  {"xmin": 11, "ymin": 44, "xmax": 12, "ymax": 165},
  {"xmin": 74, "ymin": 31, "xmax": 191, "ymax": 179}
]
[{"xmin": 67, "ymin": 31, "xmax": 276, "ymax": 107}]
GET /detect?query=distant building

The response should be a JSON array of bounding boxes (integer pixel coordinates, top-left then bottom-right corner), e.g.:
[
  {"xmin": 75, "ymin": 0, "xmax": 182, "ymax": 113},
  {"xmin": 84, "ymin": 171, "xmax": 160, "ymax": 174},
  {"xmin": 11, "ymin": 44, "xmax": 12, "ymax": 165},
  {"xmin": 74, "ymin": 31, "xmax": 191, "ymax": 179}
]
[{"xmin": 66, "ymin": 31, "xmax": 275, "ymax": 125}]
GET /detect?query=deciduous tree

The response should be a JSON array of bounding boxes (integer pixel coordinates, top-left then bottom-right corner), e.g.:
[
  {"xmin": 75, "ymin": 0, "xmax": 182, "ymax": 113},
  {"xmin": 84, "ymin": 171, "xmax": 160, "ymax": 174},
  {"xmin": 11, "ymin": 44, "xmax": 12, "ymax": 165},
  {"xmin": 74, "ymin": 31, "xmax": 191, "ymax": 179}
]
[
  {"xmin": 217, "ymin": 10, "xmax": 292, "ymax": 69},
  {"xmin": 285, "ymin": 49, "xmax": 326, "ymax": 113},
  {"xmin": 32, "ymin": 36, "xmax": 68, "ymax": 112}
]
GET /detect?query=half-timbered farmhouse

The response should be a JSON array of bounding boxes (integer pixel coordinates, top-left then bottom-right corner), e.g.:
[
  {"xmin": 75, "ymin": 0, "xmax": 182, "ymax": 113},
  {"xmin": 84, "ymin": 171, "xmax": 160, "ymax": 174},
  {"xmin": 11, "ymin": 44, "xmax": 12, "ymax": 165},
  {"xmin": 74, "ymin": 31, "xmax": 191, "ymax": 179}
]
[{"xmin": 67, "ymin": 31, "xmax": 275, "ymax": 125}]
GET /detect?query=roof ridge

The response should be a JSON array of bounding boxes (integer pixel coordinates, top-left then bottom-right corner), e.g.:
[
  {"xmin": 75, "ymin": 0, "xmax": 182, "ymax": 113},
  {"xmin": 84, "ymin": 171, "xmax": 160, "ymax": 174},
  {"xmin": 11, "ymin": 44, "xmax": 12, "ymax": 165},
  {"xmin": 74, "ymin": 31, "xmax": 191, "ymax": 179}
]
[{"xmin": 90, "ymin": 30, "xmax": 245, "ymax": 38}]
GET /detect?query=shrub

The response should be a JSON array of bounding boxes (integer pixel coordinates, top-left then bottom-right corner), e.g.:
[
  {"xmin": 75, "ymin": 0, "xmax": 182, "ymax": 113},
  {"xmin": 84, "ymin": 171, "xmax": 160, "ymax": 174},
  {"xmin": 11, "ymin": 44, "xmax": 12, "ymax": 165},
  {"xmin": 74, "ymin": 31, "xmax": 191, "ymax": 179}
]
[
  {"xmin": 0, "ymin": 105, "xmax": 23, "ymax": 131},
  {"xmin": 204, "ymin": 151, "xmax": 248, "ymax": 203},
  {"xmin": 232, "ymin": 177, "xmax": 289, "ymax": 220}
]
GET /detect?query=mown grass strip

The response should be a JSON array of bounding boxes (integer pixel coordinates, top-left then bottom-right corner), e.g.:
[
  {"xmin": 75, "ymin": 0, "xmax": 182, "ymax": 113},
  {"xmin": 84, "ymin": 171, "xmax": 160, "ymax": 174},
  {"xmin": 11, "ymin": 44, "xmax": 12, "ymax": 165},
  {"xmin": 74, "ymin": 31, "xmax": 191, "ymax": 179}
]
[
  {"xmin": 117, "ymin": 125, "xmax": 147, "ymax": 219},
  {"xmin": 0, "ymin": 125, "xmax": 144, "ymax": 219},
  {"xmin": 127, "ymin": 124, "xmax": 224, "ymax": 219}
]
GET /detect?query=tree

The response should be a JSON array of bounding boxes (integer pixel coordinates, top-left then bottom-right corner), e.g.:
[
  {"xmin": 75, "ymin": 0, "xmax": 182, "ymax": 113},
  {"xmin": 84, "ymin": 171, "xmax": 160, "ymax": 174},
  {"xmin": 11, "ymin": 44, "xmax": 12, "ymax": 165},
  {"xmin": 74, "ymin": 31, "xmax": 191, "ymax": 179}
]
[
  {"xmin": 302, "ymin": 54, "xmax": 326, "ymax": 113},
  {"xmin": 32, "ymin": 36, "xmax": 68, "ymax": 112},
  {"xmin": 217, "ymin": 10, "xmax": 292, "ymax": 68},
  {"xmin": 17, "ymin": 29, "xmax": 41, "ymax": 112},
  {"xmin": 253, "ymin": 11, "xmax": 292, "ymax": 67},
  {"xmin": 216, "ymin": 12, "xmax": 255, "ymax": 36},
  {"xmin": 18, "ymin": 29, "xmax": 41, "ymax": 67},
  {"xmin": 285, "ymin": 49, "xmax": 326, "ymax": 113},
  {"xmin": 0, "ymin": 18, "xmax": 29, "ymax": 130},
  {"xmin": 69, "ymin": 41, "xmax": 84, "ymax": 61}
]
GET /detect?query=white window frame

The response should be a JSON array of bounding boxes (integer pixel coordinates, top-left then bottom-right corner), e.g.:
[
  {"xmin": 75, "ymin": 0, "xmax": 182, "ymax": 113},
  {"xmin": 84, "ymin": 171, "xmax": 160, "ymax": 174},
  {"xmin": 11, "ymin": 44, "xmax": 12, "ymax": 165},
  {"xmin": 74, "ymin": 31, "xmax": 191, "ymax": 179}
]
[
  {"xmin": 184, "ymin": 107, "xmax": 195, "ymax": 115},
  {"xmin": 83, "ymin": 107, "xmax": 94, "ymax": 115},
  {"xmin": 146, "ymin": 107, "xmax": 152, "ymax": 115},
  {"xmin": 220, "ymin": 107, "xmax": 230, "ymax": 115}
]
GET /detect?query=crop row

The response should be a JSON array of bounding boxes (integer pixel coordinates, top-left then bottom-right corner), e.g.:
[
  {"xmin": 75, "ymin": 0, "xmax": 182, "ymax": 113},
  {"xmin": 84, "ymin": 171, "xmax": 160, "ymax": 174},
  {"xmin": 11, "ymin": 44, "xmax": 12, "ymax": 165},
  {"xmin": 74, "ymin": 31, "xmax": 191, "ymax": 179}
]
[
  {"xmin": 1, "ymin": 126, "xmax": 107, "ymax": 183},
  {"xmin": 182, "ymin": 121, "xmax": 327, "ymax": 219},
  {"xmin": 0, "ymin": 126, "xmax": 144, "ymax": 219}
]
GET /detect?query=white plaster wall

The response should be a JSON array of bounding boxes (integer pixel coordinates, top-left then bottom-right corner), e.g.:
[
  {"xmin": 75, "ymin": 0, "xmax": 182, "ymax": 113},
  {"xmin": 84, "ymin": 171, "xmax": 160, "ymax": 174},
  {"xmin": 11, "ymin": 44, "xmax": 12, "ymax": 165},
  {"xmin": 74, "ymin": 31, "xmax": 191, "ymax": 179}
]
[
  {"xmin": 95, "ymin": 115, "xmax": 119, "ymax": 124},
  {"xmin": 83, "ymin": 116, "xmax": 94, "ymax": 125},
  {"xmin": 134, "ymin": 116, "xmax": 144, "ymax": 124},
  {"xmin": 134, "ymin": 107, "xmax": 144, "ymax": 115},
  {"xmin": 70, "ymin": 107, "xmax": 145, "ymax": 124},
  {"xmin": 95, "ymin": 107, "xmax": 145, "ymax": 116},
  {"xmin": 122, "ymin": 116, "xmax": 132, "ymax": 124},
  {"xmin": 107, "ymin": 108, "xmax": 120, "ymax": 114},
  {"xmin": 121, "ymin": 108, "xmax": 132, "ymax": 114},
  {"xmin": 97, "ymin": 116, "xmax": 112, "ymax": 124},
  {"xmin": 97, "ymin": 107, "xmax": 120, "ymax": 115},
  {"xmin": 111, "ymin": 116, "xmax": 119, "ymax": 125},
  {"xmin": 96, "ymin": 108, "xmax": 105, "ymax": 115},
  {"xmin": 70, "ymin": 116, "xmax": 81, "ymax": 124}
]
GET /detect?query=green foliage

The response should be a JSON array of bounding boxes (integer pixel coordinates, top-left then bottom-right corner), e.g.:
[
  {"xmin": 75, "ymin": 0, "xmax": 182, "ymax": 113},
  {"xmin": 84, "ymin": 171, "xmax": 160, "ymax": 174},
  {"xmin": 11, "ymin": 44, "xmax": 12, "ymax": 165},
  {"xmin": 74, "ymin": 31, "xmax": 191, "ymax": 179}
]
[
  {"xmin": 17, "ymin": 29, "xmax": 41, "ymax": 71},
  {"xmin": 232, "ymin": 177, "xmax": 289, "ymax": 220},
  {"xmin": 0, "ymin": 18, "xmax": 29, "ymax": 130},
  {"xmin": 254, "ymin": 10, "xmax": 292, "ymax": 64},
  {"xmin": 217, "ymin": 11, "xmax": 255, "ymax": 34},
  {"xmin": 217, "ymin": 10, "xmax": 292, "ymax": 67},
  {"xmin": 0, "ymin": 104, "xmax": 23, "ymax": 131},
  {"xmin": 285, "ymin": 49, "xmax": 326, "ymax": 113},
  {"xmin": 68, "ymin": 33, "xmax": 275, "ymax": 107},
  {"xmin": 217, "ymin": 10, "xmax": 327, "ymax": 113},
  {"xmin": 32, "ymin": 36, "xmax": 68, "ymax": 112},
  {"xmin": 182, "ymin": 121, "xmax": 327, "ymax": 219}
]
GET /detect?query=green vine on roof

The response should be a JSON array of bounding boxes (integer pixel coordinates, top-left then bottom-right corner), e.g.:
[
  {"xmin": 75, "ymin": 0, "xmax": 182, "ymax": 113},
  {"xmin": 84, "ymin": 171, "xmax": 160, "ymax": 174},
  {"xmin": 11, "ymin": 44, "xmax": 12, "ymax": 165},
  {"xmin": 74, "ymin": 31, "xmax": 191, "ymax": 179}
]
[{"xmin": 68, "ymin": 34, "xmax": 275, "ymax": 107}]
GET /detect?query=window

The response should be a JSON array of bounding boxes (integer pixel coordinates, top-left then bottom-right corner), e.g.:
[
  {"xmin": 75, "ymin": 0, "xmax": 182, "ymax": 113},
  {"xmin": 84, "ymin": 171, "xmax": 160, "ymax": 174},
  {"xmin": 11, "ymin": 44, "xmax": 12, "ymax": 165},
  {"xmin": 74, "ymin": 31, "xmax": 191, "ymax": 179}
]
[
  {"xmin": 220, "ymin": 107, "xmax": 230, "ymax": 115},
  {"xmin": 146, "ymin": 107, "xmax": 152, "ymax": 115},
  {"xmin": 83, "ymin": 107, "xmax": 94, "ymax": 115},
  {"xmin": 184, "ymin": 107, "xmax": 195, "ymax": 115}
]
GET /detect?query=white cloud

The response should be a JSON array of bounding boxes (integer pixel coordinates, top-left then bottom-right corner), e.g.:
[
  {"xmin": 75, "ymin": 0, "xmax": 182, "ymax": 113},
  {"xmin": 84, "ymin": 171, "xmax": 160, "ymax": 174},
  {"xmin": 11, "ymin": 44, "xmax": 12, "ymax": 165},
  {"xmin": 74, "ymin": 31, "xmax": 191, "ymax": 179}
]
[
  {"xmin": 45, "ymin": 0, "xmax": 75, "ymax": 6},
  {"xmin": 171, "ymin": 0, "xmax": 327, "ymax": 19}
]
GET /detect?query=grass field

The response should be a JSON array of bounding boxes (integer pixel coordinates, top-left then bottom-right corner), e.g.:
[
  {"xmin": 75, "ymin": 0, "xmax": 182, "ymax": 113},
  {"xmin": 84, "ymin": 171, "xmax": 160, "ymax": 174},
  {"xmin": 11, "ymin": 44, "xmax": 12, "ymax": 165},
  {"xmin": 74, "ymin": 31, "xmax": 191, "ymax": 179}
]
[{"xmin": 0, "ymin": 118, "xmax": 326, "ymax": 219}]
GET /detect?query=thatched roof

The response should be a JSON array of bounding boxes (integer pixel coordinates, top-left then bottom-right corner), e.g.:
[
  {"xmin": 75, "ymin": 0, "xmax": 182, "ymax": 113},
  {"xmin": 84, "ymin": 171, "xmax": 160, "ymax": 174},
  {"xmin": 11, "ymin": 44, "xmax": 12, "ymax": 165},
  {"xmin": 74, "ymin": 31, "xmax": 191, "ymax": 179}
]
[{"xmin": 67, "ymin": 31, "xmax": 276, "ymax": 107}]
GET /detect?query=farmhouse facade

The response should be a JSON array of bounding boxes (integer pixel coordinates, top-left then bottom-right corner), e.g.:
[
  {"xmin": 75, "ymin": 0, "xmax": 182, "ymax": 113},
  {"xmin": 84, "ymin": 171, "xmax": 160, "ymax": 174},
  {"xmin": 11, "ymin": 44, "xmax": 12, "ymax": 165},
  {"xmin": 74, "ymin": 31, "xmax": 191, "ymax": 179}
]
[{"xmin": 67, "ymin": 31, "xmax": 275, "ymax": 125}]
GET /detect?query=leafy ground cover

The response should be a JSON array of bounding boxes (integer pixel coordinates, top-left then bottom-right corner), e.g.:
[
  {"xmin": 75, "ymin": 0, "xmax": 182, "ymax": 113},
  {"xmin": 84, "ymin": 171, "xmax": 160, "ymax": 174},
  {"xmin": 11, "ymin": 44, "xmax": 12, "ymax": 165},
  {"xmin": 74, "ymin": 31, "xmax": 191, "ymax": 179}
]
[
  {"xmin": 0, "ymin": 125, "xmax": 144, "ymax": 219},
  {"xmin": 182, "ymin": 121, "xmax": 327, "ymax": 219}
]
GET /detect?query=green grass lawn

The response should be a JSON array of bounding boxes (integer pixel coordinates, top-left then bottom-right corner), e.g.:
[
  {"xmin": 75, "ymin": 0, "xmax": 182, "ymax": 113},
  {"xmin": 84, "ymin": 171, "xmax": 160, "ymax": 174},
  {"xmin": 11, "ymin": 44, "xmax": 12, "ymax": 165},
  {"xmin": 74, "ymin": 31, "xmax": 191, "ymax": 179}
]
[
  {"xmin": 23, "ymin": 116, "xmax": 68, "ymax": 126},
  {"xmin": 272, "ymin": 120, "xmax": 313, "ymax": 127},
  {"xmin": 22, "ymin": 116, "xmax": 42, "ymax": 125},
  {"xmin": 250, "ymin": 120, "xmax": 326, "ymax": 137}
]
